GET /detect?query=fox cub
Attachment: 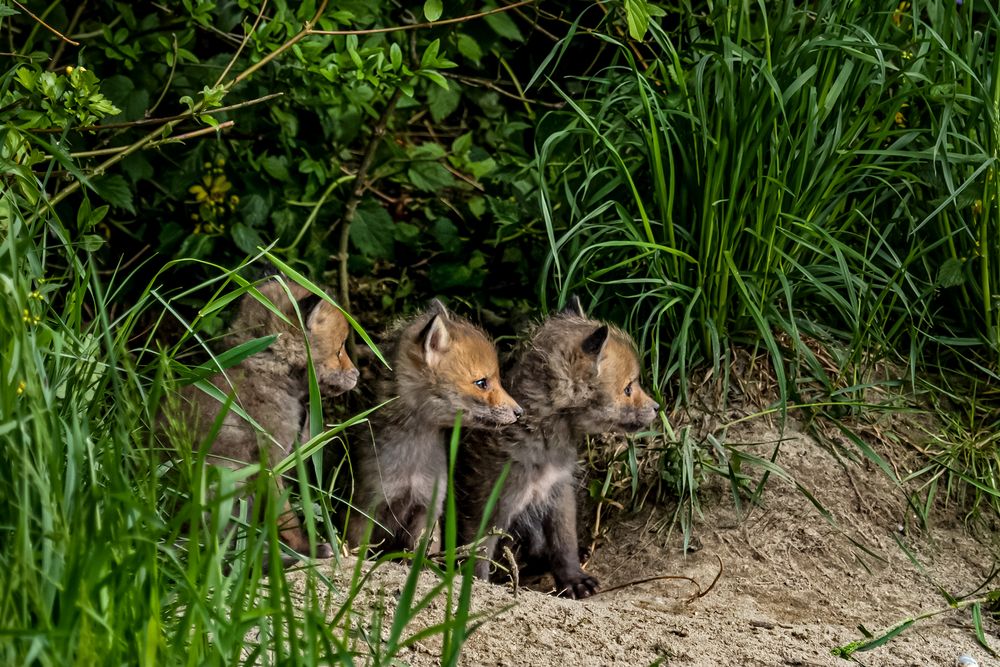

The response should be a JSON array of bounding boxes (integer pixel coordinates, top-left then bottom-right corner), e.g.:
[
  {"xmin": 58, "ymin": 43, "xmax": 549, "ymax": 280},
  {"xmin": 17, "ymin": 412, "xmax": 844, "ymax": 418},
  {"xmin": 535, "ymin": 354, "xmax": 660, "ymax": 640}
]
[
  {"xmin": 348, "ymin": 299, "xmax": 523, "ymax": 553},
  {"xmin": 177, "ymin": 279, "xmax": 358, "ymax": 559},
  {"xmin": 455, "ymin": 297, "xmax": 659, "ymax": 598}
]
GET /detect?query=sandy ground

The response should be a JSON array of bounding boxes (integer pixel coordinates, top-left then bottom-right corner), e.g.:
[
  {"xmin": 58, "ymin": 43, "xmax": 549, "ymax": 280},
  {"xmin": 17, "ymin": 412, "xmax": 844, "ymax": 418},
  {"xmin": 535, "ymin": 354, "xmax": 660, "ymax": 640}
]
[{"xmin": 288, "ymin": 416, "xmax": 998, "ymax": 666}]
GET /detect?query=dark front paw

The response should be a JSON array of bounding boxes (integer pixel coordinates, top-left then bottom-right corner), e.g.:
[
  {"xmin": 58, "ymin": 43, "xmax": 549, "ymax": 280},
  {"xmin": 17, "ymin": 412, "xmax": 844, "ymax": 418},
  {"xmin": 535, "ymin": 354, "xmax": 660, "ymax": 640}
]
[
  {"xmin": 314, "ymin": 542, "xmax": 334, "ymax": 559},
  {"xmin": 555, "ymin": 570, "xmax": 599, "ymax": 599}
]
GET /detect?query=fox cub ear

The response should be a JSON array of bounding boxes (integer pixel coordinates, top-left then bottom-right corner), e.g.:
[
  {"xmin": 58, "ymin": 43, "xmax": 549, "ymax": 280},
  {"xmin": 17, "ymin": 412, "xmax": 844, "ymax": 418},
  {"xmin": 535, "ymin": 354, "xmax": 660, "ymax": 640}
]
[
  {"xmin": 581, "ymin": 325, "xmax": 610, "ymax": 357},
  {"xmin": 420, "ymin": 314, "xmax": 451, "ymax": 367},
  {"xmin": 232, "ymin": 279, "xmax": 308, "ymax": 336},
  {"xmin": 561, "ymin": 294, "xmax": 586, "ymax": 317},
  {"xmin": 427, "ymin": 298, "xmax": 450, "ymax": 320},
  {"xmin": 306, "ymin": 298, "xmax": 350, "ymax": 358}
]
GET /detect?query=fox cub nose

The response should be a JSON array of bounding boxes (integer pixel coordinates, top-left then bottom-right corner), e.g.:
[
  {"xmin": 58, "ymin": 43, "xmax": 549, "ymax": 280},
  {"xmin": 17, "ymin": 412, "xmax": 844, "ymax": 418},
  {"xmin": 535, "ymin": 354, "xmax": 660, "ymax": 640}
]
[{"xmin": 513, "ymin": 404, "xmax": 524, "ymax": 419}]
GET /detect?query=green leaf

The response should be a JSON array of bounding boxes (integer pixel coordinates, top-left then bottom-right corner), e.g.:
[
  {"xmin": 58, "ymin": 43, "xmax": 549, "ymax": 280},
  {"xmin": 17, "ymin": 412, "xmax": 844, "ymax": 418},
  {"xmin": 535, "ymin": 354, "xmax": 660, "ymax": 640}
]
[
  {"xmin": 431, "ymin": 218, "xmax": 460, "ymax": 252},
  {"xmin": 624, "ymin": 0, "xmax": 651, "ymax": 40},
  {"xmin": 456, "ymin": 34, "xmax": 482, "ymax": 63},
  {"xmin": 92, "ymin": 174, "xmax": 135, "ymax": 213},
  {"xmin": 240, "ymin": 194, "xmax": 270, "ymax": 228},
  {"xmin": 421, "ymin": 39, "xmax": 441, "ymax": 68},
  {"xmin": 230, "ymin": 222, "xmax": 263, "ymax": 254},
  {"xmin": 390, "ymin": 42, "xmax": 403, "ymax": 70},
  {"xmin": 393, "ymin": 222, "xmax": 420, "ymax": 244},
  {"xmin": 937, "ymin": 257, "xmax": 965, "ymax": 288},
  {"xmin": 351, "ymin": 202, "xmax": 396, "ymax": 260},
  {"xmin": 121, "ymin": 152, "xmax": 153, "ymax": 184},
  {"xmin": 0, "ymin": 4, "xmax": 20, "ymax": 17},
  {"xmin": 484, "ymin": 11, "xmax": 523, "ymax": 41},
  {"xmin": 423, "ymin": 0, "xmax": 442, "ymax": 21},
  {"xmin": 428, "ymin": 85, "xmax": 461, "ymax": 122},
  {"xmin": 260, "ymin": 155, "xmax": 290, "ymax": 181},
  {"xmin": 421, "ymin": 70, "xmax": 449, "ymax": 90},
  {"xmin": 408, "ymin": 158, "xmax": 455, "ymax": 192}
]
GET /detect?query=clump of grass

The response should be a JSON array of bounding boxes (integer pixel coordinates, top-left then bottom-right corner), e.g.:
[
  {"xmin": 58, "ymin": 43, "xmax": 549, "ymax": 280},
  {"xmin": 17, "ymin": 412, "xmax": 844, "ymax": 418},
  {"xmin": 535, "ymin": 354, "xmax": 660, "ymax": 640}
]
[{"xmin": 530, "ymin": 0, "xmax": 1000, "ymax": 538}]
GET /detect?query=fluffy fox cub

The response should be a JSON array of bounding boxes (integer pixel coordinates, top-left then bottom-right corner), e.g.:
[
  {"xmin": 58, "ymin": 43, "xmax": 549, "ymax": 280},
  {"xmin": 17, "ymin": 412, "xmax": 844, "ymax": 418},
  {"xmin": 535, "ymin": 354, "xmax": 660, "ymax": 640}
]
[
  {"xmin": 348, "ymin": 299, "xmax": 523, "ymax": 554},
  {"xmin": 456, "ymin": 298, "xmax": 659, "ymax": 598},
  {"xmin": 177, "ymin": 279, "xmax": 358, "ymax": 559}
]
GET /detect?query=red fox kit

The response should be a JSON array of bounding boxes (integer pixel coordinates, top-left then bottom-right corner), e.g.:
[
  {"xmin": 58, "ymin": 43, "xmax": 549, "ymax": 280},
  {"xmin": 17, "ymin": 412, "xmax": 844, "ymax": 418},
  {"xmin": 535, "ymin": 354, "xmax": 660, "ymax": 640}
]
[
  {"xmin": 456, "ymin": 297, "xmax": 659, "ymax": 598},
  {"xmin": 348, "ymin": 299, "xmax": 523, "ymax": 554},
  {"xmin": 176, "ymin": 279, "xmax": 358, "ymax": 559}
]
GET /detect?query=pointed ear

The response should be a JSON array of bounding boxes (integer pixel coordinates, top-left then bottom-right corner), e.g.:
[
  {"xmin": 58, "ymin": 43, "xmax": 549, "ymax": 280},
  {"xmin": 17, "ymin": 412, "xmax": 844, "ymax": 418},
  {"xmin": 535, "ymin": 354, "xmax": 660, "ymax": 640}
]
[
  {"xmin": 232, "ymin": 279, "xmax": 297, "ymax": 335},
  {"xmin": 306, "ymin": 299, "xmax": 349, "ymax": 358},
  {"xmin": 421, "ymin": 314, "xmax": 451, "ymax": 367},
  {"xmin": 561, "ymin": 294, "xmax": 585, "ymax": 317},
  {"xmin": 427, "ymin": 298, "xmax": 450, "ymax": 320},
  {"xmin": 581, "ymin": 325, "xmax": 610, "ymax": 357}
]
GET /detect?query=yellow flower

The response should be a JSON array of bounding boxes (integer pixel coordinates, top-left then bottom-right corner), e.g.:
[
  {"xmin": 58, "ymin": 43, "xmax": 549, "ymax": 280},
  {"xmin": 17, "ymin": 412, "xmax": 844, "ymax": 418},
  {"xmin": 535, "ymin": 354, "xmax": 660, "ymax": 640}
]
[
  {"xmin": 894, "ymin": 103, "xmax": 909, "ymax": 128},
  {"xmin": 16, "ymin": 380, "xmax": 26, "ymax": 395},
  {"xmin": 64, "ymin": 66, "xmax": 75, "ymax": 75},
  {"xmin": 892, "ymin": 1, "xmax": 910, "ymax": 26}
]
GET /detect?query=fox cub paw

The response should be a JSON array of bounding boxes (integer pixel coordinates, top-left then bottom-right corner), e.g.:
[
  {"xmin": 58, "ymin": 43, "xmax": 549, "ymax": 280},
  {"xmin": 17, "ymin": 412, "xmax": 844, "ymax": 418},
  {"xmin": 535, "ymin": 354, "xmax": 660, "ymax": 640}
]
[{"xmin": 555, "ymin": 570, "xmax": 599, "ymax": 599}]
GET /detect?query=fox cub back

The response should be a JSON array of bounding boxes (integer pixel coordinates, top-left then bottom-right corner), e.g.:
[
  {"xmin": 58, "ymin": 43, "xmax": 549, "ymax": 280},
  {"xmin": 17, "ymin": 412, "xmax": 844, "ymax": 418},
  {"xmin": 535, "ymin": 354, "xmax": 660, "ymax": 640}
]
[
  {"xmin": 349, "ymin": 299, "xmax": 522, "ymax": 553},
  {"xmin": 174, "ymin": 279, "xmax": 358, "ymax": 560},
  {"xmin": 456, "ymin": 297, "xmax": 658, "ymax": 598}
]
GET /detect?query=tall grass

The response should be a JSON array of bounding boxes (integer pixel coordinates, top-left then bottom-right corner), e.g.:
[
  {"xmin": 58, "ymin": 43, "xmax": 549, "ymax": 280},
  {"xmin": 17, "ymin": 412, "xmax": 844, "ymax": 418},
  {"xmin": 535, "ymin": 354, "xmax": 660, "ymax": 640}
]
[
  {"xmin": 533, "ymin": 0, "xmax": 1000, "ymax": 515},
  {"xmin": 0, "ymin": 132, "xmax": 480, "ymax": 667}
]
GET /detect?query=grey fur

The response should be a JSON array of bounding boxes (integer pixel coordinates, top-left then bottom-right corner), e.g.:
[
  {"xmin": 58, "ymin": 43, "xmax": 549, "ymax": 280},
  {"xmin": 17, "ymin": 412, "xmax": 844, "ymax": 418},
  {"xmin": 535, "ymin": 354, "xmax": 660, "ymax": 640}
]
[
  {"xmin": 456, "ymin": 310, "xmax": 659, "ymax": 598},
  {"xmin": 172, "ymin": 280, "xmax": 358, "ymax": 559},
  {"xmin": 348, "ymin": 300, "xmax": 522, "ymax": 554}
]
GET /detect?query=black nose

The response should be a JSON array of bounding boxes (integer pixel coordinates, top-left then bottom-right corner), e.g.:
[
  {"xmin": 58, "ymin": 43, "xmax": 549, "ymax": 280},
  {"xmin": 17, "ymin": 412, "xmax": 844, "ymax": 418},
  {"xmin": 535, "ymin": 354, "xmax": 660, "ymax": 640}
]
[
  {"xmin": 652, "ymin": 402, "xmax": 660, "ymax": 412},
  {"xmin": 513, "ymin": 405, "xmax": 524, "ymax": 419}
]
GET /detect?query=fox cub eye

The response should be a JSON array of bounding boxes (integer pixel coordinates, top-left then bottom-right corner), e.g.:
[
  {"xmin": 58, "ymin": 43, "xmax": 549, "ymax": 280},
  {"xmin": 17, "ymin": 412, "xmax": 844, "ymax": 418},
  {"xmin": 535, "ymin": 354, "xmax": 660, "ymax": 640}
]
[
  {"xmin": 474, "ymin": 378, "xmax": 489, "ymax": 390},
  {"xmin": 624, "ymin": 382, "xmax": 633, "ymax": 397}
]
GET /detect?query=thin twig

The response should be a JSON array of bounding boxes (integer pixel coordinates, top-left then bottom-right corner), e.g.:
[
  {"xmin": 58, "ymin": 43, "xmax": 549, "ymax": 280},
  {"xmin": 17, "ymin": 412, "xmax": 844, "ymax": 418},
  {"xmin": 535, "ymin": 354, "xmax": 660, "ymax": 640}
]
[
  {"xmin": 65, "ymin": 121, "xmax": 235, "ymax": 157},
  {"xmin": 215, "ymin": 0, "xmax": 269, "ymax": 87},
  {"xmin": 233, "ymin": 1, "xmax": 328, "ymax": 85},
  {"xmin": 48, "ymin": 1, "xmax": 87, "ymax": 70},
  {"xmin": 147, "ymin": 34, "xmax": 179, "ymax": 116},
  {"xmin": 337, "ymin": 88, "xmax": 404, "ymax": 356},
  {"xmin": 29, "ymin": 93, "xmax": 283, "ymax": 134},
  {"xmin": 11, "ymin": 0, "xmax": 80, "ymax": 45},
  {"xmin": 442, "ymin": 71, "xmax": 564, "ymax": 109},
  {"xmin": 588, "ymin": 554, "xmax": 724, "ymax": 604},
  {"xmin": 309, "ymin": 0, "xmax": 534, "ymax": 36}
]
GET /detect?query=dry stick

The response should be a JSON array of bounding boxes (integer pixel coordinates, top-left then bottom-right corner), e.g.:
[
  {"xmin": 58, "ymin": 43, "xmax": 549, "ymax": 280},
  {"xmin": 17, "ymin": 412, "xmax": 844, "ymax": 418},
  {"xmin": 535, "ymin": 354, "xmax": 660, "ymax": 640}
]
[
  {"xmin": 11, "ymin": 0, "xmax": 79, "ymax": 45},
  {"xmin": 588, "ymin": 554, "xmax": 724, "ymax": 603},
  {"xmin": 309, "ymin": 0, "xmax": 534, "ymax": 36},
  {"xmin": 29, "ymin": 93, "xmax": 284, "ymax": 133},
  {"xmin": 336, "ymin": 87, "xmax": 404, "ymax": 357},
  {"xmin": 66, "ymin": 121, "xmax": 235, "ymax": 158}
]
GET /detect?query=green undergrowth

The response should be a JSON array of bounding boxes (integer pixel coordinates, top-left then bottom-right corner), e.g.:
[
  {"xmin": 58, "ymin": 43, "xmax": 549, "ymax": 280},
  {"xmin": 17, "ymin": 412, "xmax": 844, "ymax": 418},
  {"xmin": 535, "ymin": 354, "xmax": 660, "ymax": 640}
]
[
  {"xmin": 536, "ymin": 0, "xmax": 1000, "ymax": 544},
  {"xmin": 0, "ymin": 195, "xmax": 491, "ymax": 663}
]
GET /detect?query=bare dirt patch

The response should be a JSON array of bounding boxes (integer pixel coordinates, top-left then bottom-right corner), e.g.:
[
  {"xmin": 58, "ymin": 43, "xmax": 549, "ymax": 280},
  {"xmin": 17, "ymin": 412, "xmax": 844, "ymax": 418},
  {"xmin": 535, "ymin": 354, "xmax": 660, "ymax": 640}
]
[{"xmin": 290, "ymin": 416, "xmax": 997, "ymax": 666}]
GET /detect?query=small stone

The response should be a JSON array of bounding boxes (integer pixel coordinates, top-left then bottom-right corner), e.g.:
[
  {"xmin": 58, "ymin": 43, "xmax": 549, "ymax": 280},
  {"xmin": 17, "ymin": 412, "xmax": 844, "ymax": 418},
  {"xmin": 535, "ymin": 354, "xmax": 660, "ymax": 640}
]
[{"xmin": 955, "ymin": 656, "xmax": 979, "ymax": 667}]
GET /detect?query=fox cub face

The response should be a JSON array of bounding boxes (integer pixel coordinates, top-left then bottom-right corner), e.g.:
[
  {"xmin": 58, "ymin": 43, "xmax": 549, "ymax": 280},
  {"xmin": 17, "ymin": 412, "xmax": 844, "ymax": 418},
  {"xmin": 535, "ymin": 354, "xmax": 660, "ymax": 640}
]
[
  {"xmin": 227, "ymin": 280, "xmax": 359, "ymax": 396},
  {"xmin": 516, "ymin": 301, "xmax": 659, "ymax": 434},
  {"xmin": 395, "ymin": 300, "xmax": 522, "ymax": 427},
  {"xmin": 575, "ymin": 324, "xmax": 659, "ymax": 432}
]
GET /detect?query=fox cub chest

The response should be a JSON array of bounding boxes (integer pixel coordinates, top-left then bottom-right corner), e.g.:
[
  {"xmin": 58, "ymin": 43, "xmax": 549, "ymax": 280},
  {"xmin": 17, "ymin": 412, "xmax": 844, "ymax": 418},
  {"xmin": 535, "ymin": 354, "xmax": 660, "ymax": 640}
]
[{"xmin": 508, "ymin": 462, "xmax": 573, "ymax": 518}]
